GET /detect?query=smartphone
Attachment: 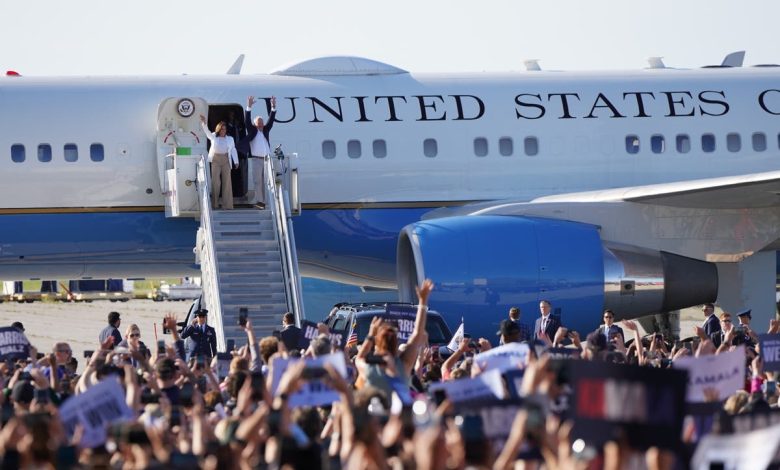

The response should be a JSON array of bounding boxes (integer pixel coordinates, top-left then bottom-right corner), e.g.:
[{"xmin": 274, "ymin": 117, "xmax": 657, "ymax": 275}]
[
  {"xmin": 226, "ymin": 339, "xmax": 235, "ymax": 352},
  {"xmin": 196, "ymin": 355, "xmax": 206, "ymax": 370},
  {"xmin": 162, "ymin": 318, "xmax": 170, "ymax": 335},
  {"xmin": 35, "ymin": 353, "xmax": 44, "ymax": 360},
  {"xmin": 179, "ymin": 382, "xmax": 194, "ymax": 407},
  {"xmin": 250, "ymin": 372, "xmax": 265, "ymax": 401},
  {"xmin": 301, "ymin": 366, "xmax": 327, "ymax": 380},
  {"xmin": 157, "ymin": 340, "xmax": 165, "ymax": 352},
  {"xmin": 34, "ymin": 389, "xmax": 49, "ymax": 404},
  {"xmin": 763, "ymin": 380, "xmax": 777, "ymax": 396},
  {"xmin": 83, "ymin": 350, "xmax": 94, "ymax": 359},
  {"xmin": 267, "ymin": 409, "xmax": 282, "ymax": 435},
  {"xmin": 433, "ymin": 389, "xmax": 447, "ymax": 406},
  {"xmin": 169, "ymin": 406, "xmax": 181, "ymax": 427},
  {"xmin": 364, "ymin": 354, "xmax": 386, "ymax": 365},
  {"xmin": 238, "ymin": 307, "xmax": 248, "ymax": 327}
]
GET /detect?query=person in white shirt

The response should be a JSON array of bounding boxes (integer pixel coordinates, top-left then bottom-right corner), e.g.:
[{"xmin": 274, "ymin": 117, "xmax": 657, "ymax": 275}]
[
  {"xmin": 238, "ymin": 96, "xmax": 276, "ymax": 207},
  {"xmin": 199, "ymin": 116, "xmax": 238, "ymax": 210}
]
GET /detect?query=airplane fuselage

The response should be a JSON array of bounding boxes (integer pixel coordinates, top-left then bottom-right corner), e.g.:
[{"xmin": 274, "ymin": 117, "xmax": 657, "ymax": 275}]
[{"xmin": 2, "ymin": 65, "xmax": 780, "ymax": 286}]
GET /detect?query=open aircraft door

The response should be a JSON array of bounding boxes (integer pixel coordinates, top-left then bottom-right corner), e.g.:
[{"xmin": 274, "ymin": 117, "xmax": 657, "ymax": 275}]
[{"xmin": 156, "ymin": 97, "xmax": 209, "ymax": 218}]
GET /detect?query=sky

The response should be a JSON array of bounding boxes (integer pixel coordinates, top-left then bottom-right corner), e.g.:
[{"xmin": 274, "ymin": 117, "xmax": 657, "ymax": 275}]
[{"xmin": 3, "ymin": 0, "xmax": 780, "ymax": 76}]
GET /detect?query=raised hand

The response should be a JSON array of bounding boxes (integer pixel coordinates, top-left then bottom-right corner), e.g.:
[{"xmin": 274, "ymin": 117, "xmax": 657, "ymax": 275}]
[
  {"xmin": 199, "ymin": 114, "xmax": 206, "ymax": 123},
  {"xmin": 623, "ymin": 320, "xmax": 638, "ymax": 331},
  {"xmin": 416, "ymin": 279, "xmax": 434, "ymax": 305},
  {"xmin": 270, "ymin": 96, "xmax": 276, "ymax": 108},
  {"xmin": 247, "ymin": 96, "xmax": 255, "ymax": 108}
]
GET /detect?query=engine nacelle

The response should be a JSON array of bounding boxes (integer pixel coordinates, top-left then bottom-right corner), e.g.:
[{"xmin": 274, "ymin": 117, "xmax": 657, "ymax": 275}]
[{"xmin": 397, "ymin": 215, "xmax": 717, "ymax": 340}]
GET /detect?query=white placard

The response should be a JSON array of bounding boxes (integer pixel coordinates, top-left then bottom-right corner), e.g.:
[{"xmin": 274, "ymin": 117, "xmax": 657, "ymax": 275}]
[
  {"xmin": 673, "ymin": 346, "xmax": 746, "ymax": 403},
  {"xmin": 473, "ymin": 342, "xmax": 530, "ymax": 372},
  {"xmin": 59, "ymin": 378, "xmax": 134, "ymax": 448},
  {"xmin": 428, "ymin": 369, "xmax": 506, "ymax": 403},
  {"xmin": 270, "ymin": 353, "xmax": 348, "ymax": 408}
]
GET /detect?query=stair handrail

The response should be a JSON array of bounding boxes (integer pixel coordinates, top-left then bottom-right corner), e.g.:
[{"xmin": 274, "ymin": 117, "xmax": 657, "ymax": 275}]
[
  {"xmin": 264, "ymin": 152, "xmax": 305, "ymax": 325},
  {"xmin": 195, "ymin": 155, "xmax": 226, "ymax": 351}
]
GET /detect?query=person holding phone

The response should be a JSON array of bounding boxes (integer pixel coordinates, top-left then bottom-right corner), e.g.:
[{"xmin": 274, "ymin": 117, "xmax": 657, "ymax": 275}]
[
  {"xmin": 356, "ymin": 279, "xmax": 434, "ymax": 397},
  {"xmin": 180, "ymin": 308, "xmax": 217, "ymax": 361}
]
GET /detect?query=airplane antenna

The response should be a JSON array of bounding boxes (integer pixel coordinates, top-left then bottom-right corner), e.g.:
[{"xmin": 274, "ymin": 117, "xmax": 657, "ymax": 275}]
[
  {"xmin": 524, "ymin": 60, "xmax": 541, "ymax": 71},
  {"xmin": 227, "ymin": 54, "xmax": 245, "ymax": 75},
  {"xmin": 647, "ymin": 57, "xmax": 666, "ymax": 69},
  {"xmin": 721, "ymin": 51, "xmax": 745, "ymax": 67}
]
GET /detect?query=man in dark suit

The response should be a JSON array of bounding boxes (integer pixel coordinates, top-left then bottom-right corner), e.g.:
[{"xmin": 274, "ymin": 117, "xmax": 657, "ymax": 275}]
[
  {"xmin": 238, "ymin": 95, "xmax": 277, "ymax": 207},
  {"xmin": 702, "ymin": 303, "xmax": 721, "ymax": 337},
  {"xmin": 279, "ymin": 312, "xmax": 301, "ymax": 351},
  {"xmin": 180, "ymin": 308, "xmax": 217, "ymax": 361},
  {"xmin": 710, "ymin": 312, "xmax": 734, "ymax": 348},
  {"xmin": 596, "ymin": 309, "xmax": 625, "ymax": 343},
  {"xmin": 534, "ymin": 300, "xmax": 561, "ymax": 341}
]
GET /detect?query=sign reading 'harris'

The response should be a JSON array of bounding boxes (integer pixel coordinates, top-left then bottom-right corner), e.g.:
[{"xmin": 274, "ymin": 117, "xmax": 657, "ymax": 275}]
[{"xmin": 249, "ymin": 89, "xmax": 780, "ymax": 124}]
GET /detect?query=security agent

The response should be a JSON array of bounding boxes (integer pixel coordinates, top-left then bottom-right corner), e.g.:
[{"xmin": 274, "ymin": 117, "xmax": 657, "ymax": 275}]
[{"xmin": 180, "ymin": 309, "xmax": 217, "ymax": 361}]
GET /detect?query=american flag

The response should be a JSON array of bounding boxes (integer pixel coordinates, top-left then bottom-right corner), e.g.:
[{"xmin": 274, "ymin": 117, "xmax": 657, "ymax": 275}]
[{"xmin": 346, "ymin": 322, "xmax": 358, "ymax": 347}]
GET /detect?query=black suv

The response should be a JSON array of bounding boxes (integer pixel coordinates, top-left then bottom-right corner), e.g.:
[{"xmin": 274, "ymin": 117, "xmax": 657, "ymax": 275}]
[{"xmin": 324, "ymin": 302, "xmax": 453, "ymax": 346}]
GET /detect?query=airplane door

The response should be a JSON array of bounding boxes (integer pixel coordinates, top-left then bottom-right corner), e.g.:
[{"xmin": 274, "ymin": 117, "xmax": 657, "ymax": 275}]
[{"xmin": 156, "ymin": 97, "xmax": 209, "ymax": 217}]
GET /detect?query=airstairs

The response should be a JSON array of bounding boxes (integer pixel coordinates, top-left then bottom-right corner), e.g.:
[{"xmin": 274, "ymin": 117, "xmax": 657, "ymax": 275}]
[{"xmin": 157, "ymin": 97, "xmax": 304, "ymax": 351}]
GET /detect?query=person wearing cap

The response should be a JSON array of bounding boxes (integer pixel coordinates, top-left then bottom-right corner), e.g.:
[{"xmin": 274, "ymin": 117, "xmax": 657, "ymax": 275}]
[
  {"xmin": 98, "ymin": 311, "xmax": 122, "ymax": 350},
  {"xmin": 735, "ymin": 309, "xmax": 759, "ymax": 345},
  {"xmin": 180, "ymin": 309, "xmax": 217, "ymax": 361},
  {"xmin": 10, "ymin": 321, "xmax": 24, "ymax": 333},
  {"xmin": 497, "ymin": 319, "xmax": 522, "ymax": 344},
  {"xmin": 702, "ymin": 303, "xmax": 721, "ymax": 337}
]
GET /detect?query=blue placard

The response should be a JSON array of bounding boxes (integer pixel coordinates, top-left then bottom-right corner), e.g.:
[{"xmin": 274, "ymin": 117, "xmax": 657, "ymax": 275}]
[
  {"xmin": 759, "ymin": 334, "xmax": 780, "ymax": 372},
  {"xmin": 383, "ymin": 304, "xmax": 419, "ymax": 342},
  {"xmin": 0, "ymin": 326, "xmax": 30, "ymax": 361}
]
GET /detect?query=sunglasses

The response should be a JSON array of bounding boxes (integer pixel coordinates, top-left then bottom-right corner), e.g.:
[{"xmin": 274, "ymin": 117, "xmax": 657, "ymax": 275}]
[{"xmin": 129, "ymin": 333, "xmax": 140, "ymax": 338}]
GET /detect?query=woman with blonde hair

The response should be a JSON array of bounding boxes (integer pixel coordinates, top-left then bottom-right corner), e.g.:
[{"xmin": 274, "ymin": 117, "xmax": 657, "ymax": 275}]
[{"xmin": 200, "ymin": 115, "xmax": 238, "ymax": 209}]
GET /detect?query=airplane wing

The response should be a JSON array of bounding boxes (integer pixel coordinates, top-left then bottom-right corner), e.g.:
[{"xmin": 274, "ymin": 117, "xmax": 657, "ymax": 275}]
[{"xmin": 531, "ymin": 170, "xmax": 780, "ymax": 209}]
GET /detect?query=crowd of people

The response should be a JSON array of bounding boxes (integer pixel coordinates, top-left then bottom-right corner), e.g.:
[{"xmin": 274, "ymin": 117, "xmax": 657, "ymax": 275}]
[{"xmin": 0, "ymin": 281, "xmax": 778, "ymax": 469}]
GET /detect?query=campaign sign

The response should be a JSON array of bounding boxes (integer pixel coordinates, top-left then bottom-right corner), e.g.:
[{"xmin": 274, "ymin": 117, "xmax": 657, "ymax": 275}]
[
  {"xmin": 270, "ymin": 353, "xmax": 348, "ymax": 408},
  {"xmin": 570, "ymin": 361, "xmax": 687, "ymax": 450},
  {"xmin": 473, "ymin": 342, "xmax": 530, "ymax": 373},
  {"xmin": 692, "ymin": 421, "xmax": 780, "ymax": 470},
  {"xmin": 544, "ymin": 347, "xmax": 580, "ymax": 360},
  {"xmin": 759, "ymin": 334, "xmax": 780, "ymax": 372},
  {"xmin": 721, "ymin": 408, "xmax": 780, "ymax": 435},
  {"xmin": 59, "ymin": 378, "xmax": 134, "ymax": 448},
  {"xmin": 429, "ymin": 369, "xmax": 506, "ymax": 403},
  {"xmin": 383, "ymin": 304, "xmax": 419, "ymax": 342},
  {"xmin": 503, "ymin": 369, "xmax": 526, "ymax": 399},
  {"xmin": 297, "ymin": 320, "xmax": 347, "ymax": 350},
  {"xmin": 453, "ymin": 398, "xmax": 524, "ymax": 451},
  {"xmin": 0, "ymin": 326, "xmax": 30, "ymax": 361},
  {"xmin": 673, "ymin": 346, "xmax": 745, "ymax": 403}
]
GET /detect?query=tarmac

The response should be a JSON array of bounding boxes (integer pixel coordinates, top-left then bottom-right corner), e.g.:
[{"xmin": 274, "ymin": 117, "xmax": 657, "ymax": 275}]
[{"xmin": 0, "ymin": 298, "xmax": 703, "ymax": 372}]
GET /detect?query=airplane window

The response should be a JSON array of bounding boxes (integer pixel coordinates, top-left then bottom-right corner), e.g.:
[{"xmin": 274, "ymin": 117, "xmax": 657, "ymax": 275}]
[
  {"xmin": 474, "ymin": 137, "xmax": 488, "ymax": 157},
  {"xmin": 38, "ymin": 144, "xmax": 52, "ymax": 162},
  {"xmin": 322, "ymin": 140, "xmax": 336, "ymax": 159},
  {"xmin": 64, "ymin": 143, "xmax": 78, "ymax": 162},
  {"xmin": 651, "ymin": 135, "xmax": 665, "ymax": 154},
  {"xmin": 90, "ymin": 143, "xmax": 105, "ymax": 162},
  {"xmin": 625, "ymin": 135, "xmax": 640, "ymax": 154},
  {"xmin": 701, "ymin": 134, "xmax": 716, "ymax": 153},
  {"xmin": 752, "ymin": 133, "xmax": 766, "ymax": 152},
  {"xmin": 676, "ymin": 135, "xmax": 691, "ymax": 153},
  {"xmin": 372, "ymin": 139, "xmax": 387, "ymax": 158},
  {"xmin": 423, "ymin": 138, "xmax": 438, "ymax": 158},
  {"xmin": 347, "ymin": 140, "xmax": 361, "ymax": 159},
  {"xmin": 11, "ymin": 144, "xmax": 25, "ymax": 163},
  {"xmin": 524, "ymin": 137, "xmax": 539, "ymax": 156},
  {"xmin": 499, "ymin": 137, "xmax": 513, "ymax": 156},
  {"xmin": 726, "ymin": 133, "xmax": 741, "ymax": 153}
]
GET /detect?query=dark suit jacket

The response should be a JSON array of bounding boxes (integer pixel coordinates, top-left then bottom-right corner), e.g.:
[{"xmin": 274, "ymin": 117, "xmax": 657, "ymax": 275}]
[
  {"xmin": 703, "ymin": 315, "xmax": 721, "ymax": 337},
  {"xmin": 595, "ymin": 324, "xmax": 625, "ymax": 342},
  {"xmin": 280, "ymin": 325, "xmax": 302, "ymax": 351},
  {"xmin": 534, "ymin": 315, "xmax": 561, "ymax": 340},
  {"xmin": 180, "ymin": 323, "xmax": 217, "ymax": 359},
  {"xmin": 238, "ymin": 109, "xmax": 276, "ymax": 155}
]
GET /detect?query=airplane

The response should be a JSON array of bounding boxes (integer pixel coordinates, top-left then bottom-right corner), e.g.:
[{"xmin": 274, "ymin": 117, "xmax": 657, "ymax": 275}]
[{"xmin": 3, "ymin": 53, "xmax": 780, "ymax": 340}]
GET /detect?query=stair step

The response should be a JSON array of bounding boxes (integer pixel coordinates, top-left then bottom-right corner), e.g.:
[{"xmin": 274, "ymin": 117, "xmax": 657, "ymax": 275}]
[
  {"xmin": 215, "ymin": 249, "xmax": 280, "ymax": 259},
  {"xmin": 220, "ymin": 273, "xmax": 284, "ymax": 283},
  {"xmin": 219, "ymin": 285, "xmax": 286, "ymax": 296}
]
